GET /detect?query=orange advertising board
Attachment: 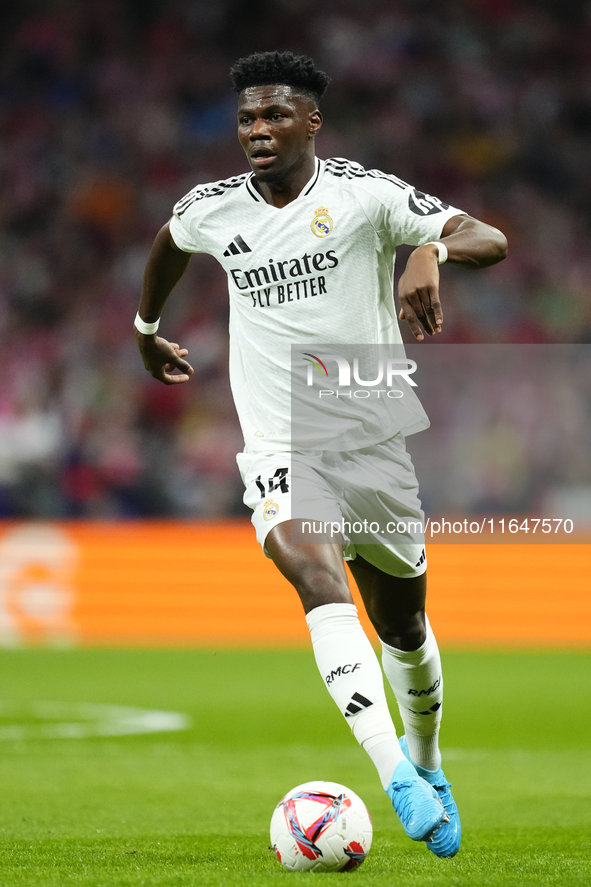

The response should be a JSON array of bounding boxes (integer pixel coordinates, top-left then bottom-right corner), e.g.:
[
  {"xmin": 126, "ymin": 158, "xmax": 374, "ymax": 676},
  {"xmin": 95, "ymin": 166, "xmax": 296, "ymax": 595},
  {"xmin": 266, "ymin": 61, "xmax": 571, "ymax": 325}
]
[{"xmin": 0, "ymin": 521, "xmax": 589, "ymax": 647}]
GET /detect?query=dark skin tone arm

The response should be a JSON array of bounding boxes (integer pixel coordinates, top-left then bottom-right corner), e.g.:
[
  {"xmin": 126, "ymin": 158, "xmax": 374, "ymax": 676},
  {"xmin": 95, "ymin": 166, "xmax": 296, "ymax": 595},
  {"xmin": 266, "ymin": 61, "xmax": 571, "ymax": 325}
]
[
  {"xmin": 398, "ymin": 213, "xmax": 508, "ymax": 340},
  {"xmin": 135, "ymin": 214, "xmax": 508, "ymax": 380},
  {"xmin": 134, "ymin": 223, "xmax": 195, "ymax": 385}
]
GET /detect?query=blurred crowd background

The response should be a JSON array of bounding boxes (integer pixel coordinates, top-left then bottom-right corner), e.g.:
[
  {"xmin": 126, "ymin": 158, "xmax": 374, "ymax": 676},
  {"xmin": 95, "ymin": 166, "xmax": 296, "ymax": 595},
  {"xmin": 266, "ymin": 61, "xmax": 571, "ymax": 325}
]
[{"xmin": 1, "ymin": 0, "xmax": 590, "ymax": 520}]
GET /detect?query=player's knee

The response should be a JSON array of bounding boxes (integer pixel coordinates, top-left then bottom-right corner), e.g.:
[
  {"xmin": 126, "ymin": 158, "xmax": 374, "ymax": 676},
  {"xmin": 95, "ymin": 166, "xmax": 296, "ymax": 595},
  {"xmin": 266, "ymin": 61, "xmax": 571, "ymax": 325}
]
[
  {"xmin": 378, "ymin": 611, "xmax": 426, "ymax": 651},
  {"xmin": 294, "ymin": 562, "xmax": 352, "ymax": 613}
]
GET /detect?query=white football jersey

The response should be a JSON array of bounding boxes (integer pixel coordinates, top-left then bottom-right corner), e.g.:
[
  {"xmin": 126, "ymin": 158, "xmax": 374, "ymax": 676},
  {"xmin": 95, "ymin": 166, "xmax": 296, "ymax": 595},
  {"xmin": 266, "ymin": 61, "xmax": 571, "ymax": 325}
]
[{"xmin": 169, "ymin": 157, "xmax": 463, "ymax": 452}]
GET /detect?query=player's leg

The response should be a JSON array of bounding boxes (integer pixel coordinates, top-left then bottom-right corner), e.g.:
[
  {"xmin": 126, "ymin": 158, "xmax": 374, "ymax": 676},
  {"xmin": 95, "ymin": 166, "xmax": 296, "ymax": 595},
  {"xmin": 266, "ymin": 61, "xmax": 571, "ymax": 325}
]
[
  {"xmin": 266, "ymin": 520, "xmax": 447, "ymax": 843},
  {"xmin": 264, "ymin": 518, "xmax": 353, "ymax": 612},
  {"xmin": 347, "ymin": 557, "xmax": 442, "ymax": 767},
  {"xmin": 348, "ymin": 553, "xmax": 460, "ymax": 857},
  {"xmin": 238, "ymin": 451, "xmax": 446, "ymax": 843},
  {"xmin": 266, "ymin": 519, "xmax": 405, "ymax": 786}
]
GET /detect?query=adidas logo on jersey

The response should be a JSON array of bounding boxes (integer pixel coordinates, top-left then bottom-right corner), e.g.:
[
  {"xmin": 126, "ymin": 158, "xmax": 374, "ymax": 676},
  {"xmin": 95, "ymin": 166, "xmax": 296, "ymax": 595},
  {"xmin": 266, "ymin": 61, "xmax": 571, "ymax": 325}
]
[
  {"xmin": 415, "ymin": 549, "xmax": 426, "ymax": 568},
  {"xmin": 223, "ymin": 235, "xmax": 252, "ymax": 257}
]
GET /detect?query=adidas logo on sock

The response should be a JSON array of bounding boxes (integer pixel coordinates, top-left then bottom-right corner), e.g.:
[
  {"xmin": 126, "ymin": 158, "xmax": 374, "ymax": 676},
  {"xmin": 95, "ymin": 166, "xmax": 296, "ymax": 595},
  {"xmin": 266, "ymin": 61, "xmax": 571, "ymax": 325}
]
[
  {"xmin": 223, "ymin": 235, "xmax": 252, "ymax": 257},
  {"xmin": 415, "ymin": 549, "xmax": 426, "ymax": 568},
  {"xmin": 344, "ymin": 692, "xmax": 373, "ymax": 718},
  {"xmin": 413, "ymin": 702, "xmax": 442, "ymax": 715}
]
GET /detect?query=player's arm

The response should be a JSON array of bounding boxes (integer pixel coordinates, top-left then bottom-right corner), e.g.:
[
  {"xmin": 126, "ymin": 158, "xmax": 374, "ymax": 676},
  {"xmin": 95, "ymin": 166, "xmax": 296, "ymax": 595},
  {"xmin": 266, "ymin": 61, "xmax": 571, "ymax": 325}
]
[
  {"xmin": 398, "ymin": 214, "xmax": 508, "ymax": 341},
  {"xmin": 135, "ymin": 222, "xmax": 195, "ymax": 385}
]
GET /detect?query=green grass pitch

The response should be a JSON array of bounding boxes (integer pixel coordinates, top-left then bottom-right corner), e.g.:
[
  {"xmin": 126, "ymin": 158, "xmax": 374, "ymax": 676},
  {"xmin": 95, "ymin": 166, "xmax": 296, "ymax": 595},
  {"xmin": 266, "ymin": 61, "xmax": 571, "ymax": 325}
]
[{"xmin": 0, "ymin": 647, "xmax": 589, "ymax": 886}]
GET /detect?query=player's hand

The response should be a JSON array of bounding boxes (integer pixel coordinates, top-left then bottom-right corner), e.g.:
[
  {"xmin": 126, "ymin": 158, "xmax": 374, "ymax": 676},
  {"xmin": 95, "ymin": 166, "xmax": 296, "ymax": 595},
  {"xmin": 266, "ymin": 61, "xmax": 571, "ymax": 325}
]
[
  {"xmin": 135, "ymin": 331, "xmax": 194, "ymax": 385},
  {"xmin": 398, "ymin": 244, "xmax": 443, "ymax": 341}
]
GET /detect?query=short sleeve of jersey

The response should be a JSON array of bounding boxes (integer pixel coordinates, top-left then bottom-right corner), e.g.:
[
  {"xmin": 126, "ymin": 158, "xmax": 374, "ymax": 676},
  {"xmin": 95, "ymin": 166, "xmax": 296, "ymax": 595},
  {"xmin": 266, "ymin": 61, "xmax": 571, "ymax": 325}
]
[
  {"xmin": 350, "ymin": 167, "xmax": 464, "ymax": 248},
  {"xmin": 168, "ymin": 188, "xmax": 210, "ymax": 254}
]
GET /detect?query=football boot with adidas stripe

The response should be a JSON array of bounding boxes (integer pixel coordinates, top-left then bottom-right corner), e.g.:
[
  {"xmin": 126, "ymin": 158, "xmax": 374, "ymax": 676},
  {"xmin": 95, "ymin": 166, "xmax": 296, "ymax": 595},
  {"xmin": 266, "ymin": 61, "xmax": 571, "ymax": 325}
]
[
  {"xmin": 399, "ymin": 735, "xmax": 461, "ymax": 858},
  {"xmin": 385, "ymin": 759, "xmax": 448, "ymax": 843}
]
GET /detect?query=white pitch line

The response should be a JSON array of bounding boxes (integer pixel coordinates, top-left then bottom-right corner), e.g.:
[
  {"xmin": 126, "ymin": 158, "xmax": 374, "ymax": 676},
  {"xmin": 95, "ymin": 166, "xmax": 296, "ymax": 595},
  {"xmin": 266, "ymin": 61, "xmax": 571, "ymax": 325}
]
[{"xmin": 0, "ymin": 701, "xmax": 191, "ymax": 740}]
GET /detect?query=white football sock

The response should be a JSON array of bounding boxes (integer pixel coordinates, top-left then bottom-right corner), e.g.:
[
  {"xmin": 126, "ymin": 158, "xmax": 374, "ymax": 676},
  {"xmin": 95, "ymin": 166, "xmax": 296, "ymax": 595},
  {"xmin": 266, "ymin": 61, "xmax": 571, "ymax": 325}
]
[
  {"xmin": 381, "ymin": 615, "xmax": 443, "ymax": 772},
  {"xmin": 306, "ymin": 602, "xmax": 405, "ymax": 788}
]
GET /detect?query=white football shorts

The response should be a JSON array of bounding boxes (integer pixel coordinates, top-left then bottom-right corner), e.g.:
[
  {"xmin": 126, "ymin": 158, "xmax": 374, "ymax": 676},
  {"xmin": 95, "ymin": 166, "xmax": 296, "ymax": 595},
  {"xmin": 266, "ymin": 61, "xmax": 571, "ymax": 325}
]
[{"xmin": 236, "ymin": 433, "xmax": 427, "ymax": 578}]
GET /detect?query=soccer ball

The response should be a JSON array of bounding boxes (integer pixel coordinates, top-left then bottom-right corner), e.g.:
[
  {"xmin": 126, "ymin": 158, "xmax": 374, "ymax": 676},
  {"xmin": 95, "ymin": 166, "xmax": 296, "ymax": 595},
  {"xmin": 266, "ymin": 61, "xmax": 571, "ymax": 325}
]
[{"xmin": 270, "ymin": 781, "xmax": 372, "ymax": 872}]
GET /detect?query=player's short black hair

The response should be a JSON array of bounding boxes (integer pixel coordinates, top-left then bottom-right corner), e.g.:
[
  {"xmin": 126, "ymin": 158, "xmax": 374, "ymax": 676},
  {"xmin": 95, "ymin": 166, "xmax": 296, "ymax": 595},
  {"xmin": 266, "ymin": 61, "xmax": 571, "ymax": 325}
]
[{"xmin": 229, "ymin": 51, "xmax": 330, "ymax": 105}]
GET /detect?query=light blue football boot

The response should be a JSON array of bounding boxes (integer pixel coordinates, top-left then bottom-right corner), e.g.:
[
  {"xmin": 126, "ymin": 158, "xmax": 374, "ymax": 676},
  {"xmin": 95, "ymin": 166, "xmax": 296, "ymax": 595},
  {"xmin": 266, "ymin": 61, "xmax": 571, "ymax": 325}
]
[
  {"xmin": 385, "ymin": 759, "xmax": 448, "ymax": 843},
  {"xmin": 399, "ymin": 735, "xmax": 461, "ymax": 858}
]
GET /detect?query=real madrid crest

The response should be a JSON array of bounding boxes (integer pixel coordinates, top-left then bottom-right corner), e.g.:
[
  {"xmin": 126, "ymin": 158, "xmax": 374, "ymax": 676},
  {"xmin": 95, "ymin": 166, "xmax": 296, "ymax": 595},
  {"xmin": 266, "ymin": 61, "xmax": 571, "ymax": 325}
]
[
  {"xmin": 263, "ymin": 498, "xmax": 279, "ymax": 521},
  {"xmin": 311, "ymin": 206, "xmax": 333, "ymax": 238}
]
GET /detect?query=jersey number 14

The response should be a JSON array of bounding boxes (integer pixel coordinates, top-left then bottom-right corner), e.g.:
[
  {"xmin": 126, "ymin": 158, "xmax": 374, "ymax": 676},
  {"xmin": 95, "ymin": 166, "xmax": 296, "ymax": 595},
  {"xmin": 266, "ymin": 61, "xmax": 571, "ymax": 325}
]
[{"xmin": 255, "ymin": 468, "xmax": 289, "ymax": 499}]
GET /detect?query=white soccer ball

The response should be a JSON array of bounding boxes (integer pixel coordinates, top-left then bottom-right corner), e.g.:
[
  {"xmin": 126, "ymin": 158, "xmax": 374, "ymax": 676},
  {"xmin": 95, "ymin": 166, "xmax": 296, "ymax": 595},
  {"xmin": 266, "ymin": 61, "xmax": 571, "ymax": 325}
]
[{"xmin": 270, "ymin": 780, "xmax": 373, "ymax": 872}]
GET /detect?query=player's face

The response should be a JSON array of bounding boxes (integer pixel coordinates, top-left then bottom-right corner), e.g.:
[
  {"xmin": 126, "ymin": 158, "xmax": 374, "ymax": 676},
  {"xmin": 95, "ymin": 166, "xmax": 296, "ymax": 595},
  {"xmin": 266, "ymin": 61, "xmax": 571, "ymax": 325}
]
[{"xmin": 237, "ymin": 85, "xmax": 322, "ymax": 184}]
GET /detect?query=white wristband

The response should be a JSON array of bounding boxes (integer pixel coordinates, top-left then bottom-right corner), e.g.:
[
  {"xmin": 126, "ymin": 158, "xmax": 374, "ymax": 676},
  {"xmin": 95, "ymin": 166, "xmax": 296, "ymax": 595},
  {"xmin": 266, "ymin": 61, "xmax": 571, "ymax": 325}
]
[
  {"xmin": 134, "ymin": 312, "xmax": 160, "ymax": 335},
  {"xmin": 425, "ymin": 241, "xmax": 448, "ymax": 264}
]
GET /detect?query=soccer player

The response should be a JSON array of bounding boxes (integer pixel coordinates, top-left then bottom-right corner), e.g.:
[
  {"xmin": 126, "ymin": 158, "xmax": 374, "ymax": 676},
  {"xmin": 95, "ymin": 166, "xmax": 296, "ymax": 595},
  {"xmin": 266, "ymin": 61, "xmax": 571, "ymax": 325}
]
[{"xmin": 134, "ymin": 51, "xmax": 507, "ymax": 857}]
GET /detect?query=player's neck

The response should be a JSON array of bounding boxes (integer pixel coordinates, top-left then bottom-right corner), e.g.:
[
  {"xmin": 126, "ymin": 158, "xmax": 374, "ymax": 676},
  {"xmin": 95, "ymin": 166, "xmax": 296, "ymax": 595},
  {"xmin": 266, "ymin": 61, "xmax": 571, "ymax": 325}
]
[{"xmin": 254, "ymin": 154, "xmax": 317, "ymax": 208}]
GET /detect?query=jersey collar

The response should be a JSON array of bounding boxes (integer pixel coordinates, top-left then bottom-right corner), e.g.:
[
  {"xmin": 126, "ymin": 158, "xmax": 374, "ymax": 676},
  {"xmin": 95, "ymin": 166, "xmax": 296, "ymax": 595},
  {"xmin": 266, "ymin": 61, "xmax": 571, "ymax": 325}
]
[{"xmin": 245, "ymin": 157, "xmax": 322, "ymax": 205}]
